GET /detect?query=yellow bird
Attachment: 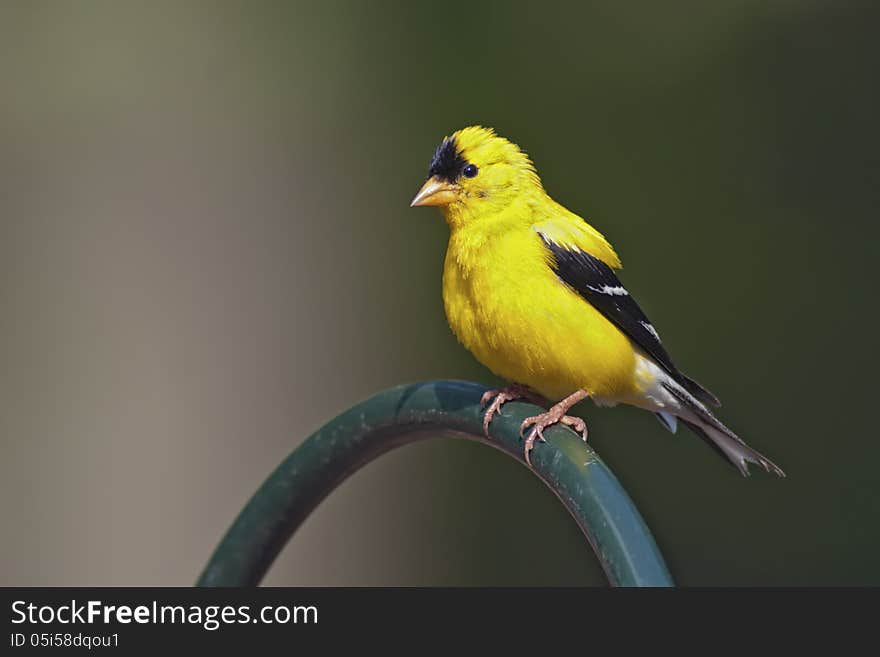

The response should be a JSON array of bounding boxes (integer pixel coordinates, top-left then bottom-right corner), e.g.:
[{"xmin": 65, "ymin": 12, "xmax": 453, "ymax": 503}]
[{"xmin": 411, "ymin": 125, "xmax": 784, "ymax": 477}]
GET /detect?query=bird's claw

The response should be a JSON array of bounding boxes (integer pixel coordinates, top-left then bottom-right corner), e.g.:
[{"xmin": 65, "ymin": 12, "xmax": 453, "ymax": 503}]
[
  {"xmin": 482, "ymin": 391, "xmax": 510, "ymax": 436},
  {"xmin": 519, "ymin": 410, "xmax": 590, "ymax": 466},
  {"xmin": 480, "ymin": 389, "xmax": 499, "ymax": 408},
  {"xmin": 520, "ymin": 424, "xmax": 547, "ymax": 466},
  {"xmin": 560, "ymin": 415, "xmax": 589, "ymax": 442},
  {"xmin": 480, "ymin": 384, "xmax": 546, "ymax": 437}
]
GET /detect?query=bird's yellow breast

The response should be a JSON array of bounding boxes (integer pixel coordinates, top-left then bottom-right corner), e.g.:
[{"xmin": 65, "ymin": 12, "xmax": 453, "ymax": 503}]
[{"xmin": 442, "ymin": 224, "xmax": 640, "ymax": 402}]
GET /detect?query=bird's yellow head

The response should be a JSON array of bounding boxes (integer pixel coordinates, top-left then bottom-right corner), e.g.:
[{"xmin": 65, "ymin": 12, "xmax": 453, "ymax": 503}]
[{"xmin": 411, "ymin": 126, "xmax": 543, "ymax": 228}]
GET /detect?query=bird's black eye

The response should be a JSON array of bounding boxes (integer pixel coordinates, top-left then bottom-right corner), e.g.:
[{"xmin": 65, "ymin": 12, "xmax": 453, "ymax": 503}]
[{"xmin": 462, "ymin": 163, "xmax": 478, "ymax": 178}]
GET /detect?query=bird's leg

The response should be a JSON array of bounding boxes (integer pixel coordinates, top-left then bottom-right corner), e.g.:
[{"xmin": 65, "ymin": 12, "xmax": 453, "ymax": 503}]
[
  {"xmin": 480, "ymin": 384, "xmax": 549, "ymax": 437},
  {"xmin": 520, "ymin": 389, "xmax": 590, "ymax": 465}
]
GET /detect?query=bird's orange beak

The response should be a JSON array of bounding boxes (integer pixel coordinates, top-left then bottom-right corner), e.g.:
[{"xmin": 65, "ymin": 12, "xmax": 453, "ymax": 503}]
[{"xmin": 410, "ymin": 176, "xmax": 457, "ymax": 207}]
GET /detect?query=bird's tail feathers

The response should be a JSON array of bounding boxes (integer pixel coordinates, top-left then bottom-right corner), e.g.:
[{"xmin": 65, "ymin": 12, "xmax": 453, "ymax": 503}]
[
  {"xmin": 676, "ymin": 372, "xmax": 721, "ymax": 407},
  {"xmin": 662, "ymin": 381, "xmax": 785, "ymax": 477},
  {"xmin": 654, "ymin": 411, "xmax": 678, "ymax": 433}
]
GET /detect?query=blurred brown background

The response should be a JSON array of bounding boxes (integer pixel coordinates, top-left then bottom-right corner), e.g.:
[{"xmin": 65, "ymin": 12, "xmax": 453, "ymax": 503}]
[{"xmin": 2, "ymin": 1, "xmax": 878, "ymax": 586}]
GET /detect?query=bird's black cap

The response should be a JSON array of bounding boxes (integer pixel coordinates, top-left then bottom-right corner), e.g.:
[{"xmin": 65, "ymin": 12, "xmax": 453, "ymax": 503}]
[{"xmin": 427, "ymin": 137, "xmax": 466, "ymax": 182}]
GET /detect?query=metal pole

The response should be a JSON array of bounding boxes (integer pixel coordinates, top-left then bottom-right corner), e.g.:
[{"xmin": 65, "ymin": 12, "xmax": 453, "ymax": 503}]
[{"xmin": 197, "ymin": 380, "xmax": 673, "ymax": 587}]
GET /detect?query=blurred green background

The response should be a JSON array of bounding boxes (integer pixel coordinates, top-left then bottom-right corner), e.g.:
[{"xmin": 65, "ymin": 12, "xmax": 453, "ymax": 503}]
[{"xmin": 2, "ymin": 1, "xmax": 878, "ymax": 586}]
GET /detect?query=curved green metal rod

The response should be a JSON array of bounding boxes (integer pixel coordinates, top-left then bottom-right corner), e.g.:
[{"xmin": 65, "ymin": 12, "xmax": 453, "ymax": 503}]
[{"xmin": 197, "ymin": 380, "xmax": 673, "ymax": 587}]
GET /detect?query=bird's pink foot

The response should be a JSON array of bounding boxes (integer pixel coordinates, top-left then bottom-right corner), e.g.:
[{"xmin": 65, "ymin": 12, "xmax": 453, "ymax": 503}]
[
  {"xmin": 480, "ymin": 384, "xmax": 548, "ymax": 437},
  {"xmin": 519, "ymin": 389, "xmax": 590, "ymax": 465}
]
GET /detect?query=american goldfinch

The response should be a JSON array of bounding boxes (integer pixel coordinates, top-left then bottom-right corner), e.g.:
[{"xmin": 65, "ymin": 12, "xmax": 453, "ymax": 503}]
[{"xmin": 411, "ymin": 126, "xmax": 784, "ymax": 477}]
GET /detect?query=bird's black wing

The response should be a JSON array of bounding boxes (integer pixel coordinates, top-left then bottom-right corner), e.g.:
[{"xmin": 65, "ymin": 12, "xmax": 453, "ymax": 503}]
[{"xmin": 538, "ymin": 233, "xmax": 720, "ymax": 406}]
